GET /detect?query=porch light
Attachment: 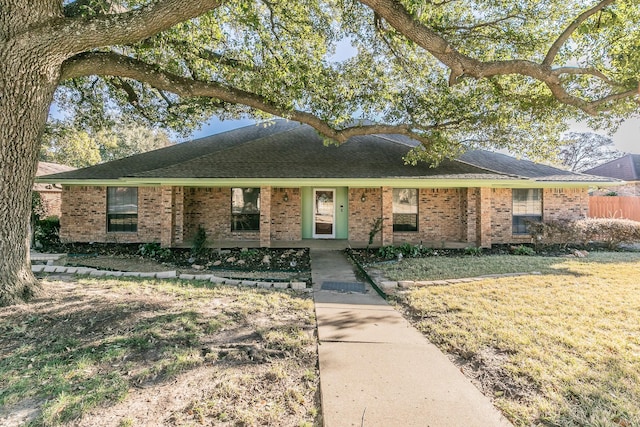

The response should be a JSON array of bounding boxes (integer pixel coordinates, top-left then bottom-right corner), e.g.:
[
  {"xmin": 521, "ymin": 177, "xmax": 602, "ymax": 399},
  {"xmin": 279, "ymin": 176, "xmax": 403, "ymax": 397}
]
[
  {"xmin": 361, "ymin": 193, "xmax": 367, "ymax": 202},
  {"xmin": 283, "ymin": 192, "xmax": 289, "ymax": 202}
]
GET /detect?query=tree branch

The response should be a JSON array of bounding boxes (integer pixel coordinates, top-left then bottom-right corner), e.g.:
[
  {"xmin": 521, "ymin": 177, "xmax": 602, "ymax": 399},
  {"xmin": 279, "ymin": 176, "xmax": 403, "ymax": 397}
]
[
  {"xmin": 358, "ymin": 0, "xmax": 636, "ymax": 115},
  {"xmin": 438, "ymin": 14, "xmax": 525, "ymax": 33},
  {"xmin": 543, "ymin": 0, "xmax": 615, "ymax": 66},
  {"xmin": 552, "ymin": 66, "xmax": 613, "ymax": 83},
  {"xmin": 60, "ymin": 51, "xmax": 435, "ymax": 146},
  {"xmin": 49, "ymin": 0, "xmax": 225, "ymax": 57}
]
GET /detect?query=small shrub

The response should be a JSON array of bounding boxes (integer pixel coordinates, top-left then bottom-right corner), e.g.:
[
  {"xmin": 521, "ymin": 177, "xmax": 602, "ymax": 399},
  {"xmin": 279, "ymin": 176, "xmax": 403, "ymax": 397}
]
[
  {"xmin": 528, "ymin": 219, "xmax": 581, "ymax": 248},
  {"xmin": 464, "ymin": 246, "xmax": 483, "ymax": 256},
  {"xmin": 34, "ymin": 216, "xmax": 60, "ymax": 249},
  {"xmin": 575, "ymin": 218, "xmax": 640, "ymax": 249},
  {"xmin": 378, "ymin": 245, "xmax": 399, "ymax": 259},
  {"xmin": 512, "ymin": 245, "xmax": 535, "ymax": 256},
  {"xmin": 239, "ymin": 249, "xmax": 259, "ymax": 259},
  {"xmin": 138, "ymin": 242, "xmax": 172, "ymax": 261},
  {"xmin": 191, "ymin": 225, "xmax": 208, "ymax": 256}
]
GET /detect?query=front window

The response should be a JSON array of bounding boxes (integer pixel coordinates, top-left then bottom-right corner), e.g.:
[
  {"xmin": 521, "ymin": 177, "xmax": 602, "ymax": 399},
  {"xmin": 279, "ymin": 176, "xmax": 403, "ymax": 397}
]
[
  {"xmin": 231, "ymin": 188, "xmax": 260, "ymax": 231},
  {"xmin": 107, "ymin": 187, "xmax": 138, "ymax": 232},
  {"xmin": 393, "ymin": 188, "xmax": 418, "ymax": 232},
  {"xmin": 512, "ymin": 189, "xmax": 542, "ymax": 234}
]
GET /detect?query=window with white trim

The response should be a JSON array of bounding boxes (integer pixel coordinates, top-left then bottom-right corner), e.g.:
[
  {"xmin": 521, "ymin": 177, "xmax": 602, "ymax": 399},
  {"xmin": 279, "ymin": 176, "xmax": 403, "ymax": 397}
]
[
  {"xmin": 393, "ymin": 188, "xmax": 418, "ymax": 232},
  {"xmin": 231, "ymin": 188, "xmax": 260, "ymax": 231},
  {"xmin": 512, "ymin": 189, "xmax": 542, "ymax": 234},
  {"xmin": 107, "ymin": 187, "xmax": 138, "ymax": 232}
]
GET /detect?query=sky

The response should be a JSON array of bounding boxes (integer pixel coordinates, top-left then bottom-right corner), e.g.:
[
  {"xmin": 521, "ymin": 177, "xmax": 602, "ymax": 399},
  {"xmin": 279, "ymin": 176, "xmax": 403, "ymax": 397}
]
[{"xmin": 570, "ymin": 118, "xmax": 639, "ymax": 154}]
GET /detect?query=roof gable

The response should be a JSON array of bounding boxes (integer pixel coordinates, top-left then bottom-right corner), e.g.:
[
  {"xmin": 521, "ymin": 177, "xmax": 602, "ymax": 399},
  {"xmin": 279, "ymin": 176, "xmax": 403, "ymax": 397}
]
[{"xmin": 583, "ymin": 154, "xmax": 640, "ymax": 181}]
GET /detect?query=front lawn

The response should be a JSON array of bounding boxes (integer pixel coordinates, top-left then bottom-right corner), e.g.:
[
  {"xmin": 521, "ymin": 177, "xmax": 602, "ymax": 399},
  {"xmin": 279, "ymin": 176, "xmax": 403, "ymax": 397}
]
[
  {"xmin": 392, "ymin": 252, "xmax": 640, "ymax": 426},
  {"xmin": 374, "ymin": 252, "xmax": 633, "ymax": 282},
  {"xmin": 0, "ymin": 277, "xmax": 319, "ymax": 426}
]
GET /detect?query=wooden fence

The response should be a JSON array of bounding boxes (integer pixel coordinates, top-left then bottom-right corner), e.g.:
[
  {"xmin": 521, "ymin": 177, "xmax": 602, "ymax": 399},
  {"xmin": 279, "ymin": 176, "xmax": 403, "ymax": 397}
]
[{"xmin": 589, "ymin": 196, "xmax": 640, "ymax": 221}]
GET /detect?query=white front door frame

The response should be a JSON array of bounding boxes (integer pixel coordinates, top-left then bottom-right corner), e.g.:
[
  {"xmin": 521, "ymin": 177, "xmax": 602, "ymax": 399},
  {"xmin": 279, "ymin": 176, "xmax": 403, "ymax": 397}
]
[{"xmin": 313, "ymin": 188, "xmax": 336, "ymax": 239}]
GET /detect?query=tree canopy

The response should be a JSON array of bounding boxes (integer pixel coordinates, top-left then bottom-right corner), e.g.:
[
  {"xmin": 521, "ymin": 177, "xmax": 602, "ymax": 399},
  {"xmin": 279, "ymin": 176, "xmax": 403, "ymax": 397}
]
[
  {"xmin": 55, "ymin": 0, "xmax": 640, "ymax": 162},
  {"xmin": 41, "ymin": 122, "xmax": 174, "ymax": 167},
  {"xmin": 1, "ymin": 0, "xmax": 639, "ymax": 305}
]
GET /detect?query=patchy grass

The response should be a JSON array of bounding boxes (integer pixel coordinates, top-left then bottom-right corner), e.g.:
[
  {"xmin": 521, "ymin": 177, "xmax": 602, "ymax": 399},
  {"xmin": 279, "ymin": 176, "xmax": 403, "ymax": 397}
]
[
  {"xmin": 377, "ymin": 252, "xmax": 640, "ymax": 281},
  {"xmin": 0, "ymin": 277, "xmax": 319, "ymax": 426},
  {"xmin": 392, "ymin": 252, "xmax": 640, "ymax": 426}
]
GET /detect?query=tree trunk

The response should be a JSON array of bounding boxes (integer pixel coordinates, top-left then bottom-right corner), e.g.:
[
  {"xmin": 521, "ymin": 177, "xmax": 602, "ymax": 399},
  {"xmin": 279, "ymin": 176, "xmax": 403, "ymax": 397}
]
[{"xmin": 0, "ymin": 7, "xmax": 62, "ymax": 305}]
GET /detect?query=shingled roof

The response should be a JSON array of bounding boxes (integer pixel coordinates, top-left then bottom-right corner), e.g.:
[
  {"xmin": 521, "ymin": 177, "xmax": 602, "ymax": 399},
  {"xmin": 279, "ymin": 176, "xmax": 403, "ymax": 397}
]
[
  {"xmin": 583, "ymin": 154, "xmax": 640, "ymax": 181},
  {"xmin": 458, "ymin": 150, "xmax": 610, "ymax": 182},
  {"xmin": 39, "ymin": 120, "xmax": 615, "ymax": 185},
  {"xmin": 34, "ymin": 162, "xmax": 76, "ymax": 192}
]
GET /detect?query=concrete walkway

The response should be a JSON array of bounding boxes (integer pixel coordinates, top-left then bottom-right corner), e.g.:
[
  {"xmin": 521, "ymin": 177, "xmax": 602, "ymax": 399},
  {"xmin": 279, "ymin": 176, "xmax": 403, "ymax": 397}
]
[{"xmin": 311, "ymin": 250, "xmax": 511, "ymax": 427}]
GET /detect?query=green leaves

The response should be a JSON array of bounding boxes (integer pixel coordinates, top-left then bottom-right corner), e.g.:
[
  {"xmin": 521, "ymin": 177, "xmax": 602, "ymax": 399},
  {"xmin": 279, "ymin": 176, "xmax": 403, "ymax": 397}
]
[{"xmin": 54, "ymin": 0, "xmax": 640, "ymax": 163}]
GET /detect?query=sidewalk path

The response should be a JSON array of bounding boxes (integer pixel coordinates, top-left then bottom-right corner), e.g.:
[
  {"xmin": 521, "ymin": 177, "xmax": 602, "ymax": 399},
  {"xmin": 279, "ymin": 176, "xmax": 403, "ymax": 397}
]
[{"xmin": 311, "ymin": 249, "xmax": 511, "ymax": 427}]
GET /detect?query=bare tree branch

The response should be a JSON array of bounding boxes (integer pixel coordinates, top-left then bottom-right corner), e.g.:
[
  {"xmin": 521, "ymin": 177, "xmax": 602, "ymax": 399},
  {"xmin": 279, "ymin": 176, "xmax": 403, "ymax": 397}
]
[
  {"xmin": 60, "ymin": 51, "xmax": 438, "ymax": 146},
  {"xmin": 543, "ymin": 0, "xmax": 615, "ymax": 66},
  {"xmin": 438, "ymin": 14, "xmax": 525, "ymax": 33},
  {"xmin": 552, "ymin": 67, "xmax": 613, "ymax": 83}
]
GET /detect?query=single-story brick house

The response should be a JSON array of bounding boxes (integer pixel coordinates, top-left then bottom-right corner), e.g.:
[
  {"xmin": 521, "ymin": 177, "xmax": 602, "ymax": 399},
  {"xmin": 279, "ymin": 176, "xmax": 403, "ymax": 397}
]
[
  {"xmin": 584, "ymin": 154, "xmax": 640, "ymax": 196},
  {"xmin": 34, "ymin": 162, "xmax": 76, "ymax": 218},
  {"xmin": 38, "ymin": 120, "xmax": 616, "ymax": 249}
]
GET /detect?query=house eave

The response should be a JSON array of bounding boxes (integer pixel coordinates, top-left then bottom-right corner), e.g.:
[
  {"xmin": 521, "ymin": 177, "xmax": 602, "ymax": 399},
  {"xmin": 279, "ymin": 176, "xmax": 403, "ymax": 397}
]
[{"xmin": 37, "ymin": 176, "xmax": 619, "ymax": 188}]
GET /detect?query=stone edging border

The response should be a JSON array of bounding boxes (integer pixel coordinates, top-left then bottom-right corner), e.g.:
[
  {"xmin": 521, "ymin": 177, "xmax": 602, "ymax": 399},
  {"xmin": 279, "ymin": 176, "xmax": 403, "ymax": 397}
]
[
  {"xmin": 31, "ymin": 264, "xmax": 310, "ymax": 292},
  {"xmin": 378, "ymin": 271, "xmax": 543, "ymax": 291}
]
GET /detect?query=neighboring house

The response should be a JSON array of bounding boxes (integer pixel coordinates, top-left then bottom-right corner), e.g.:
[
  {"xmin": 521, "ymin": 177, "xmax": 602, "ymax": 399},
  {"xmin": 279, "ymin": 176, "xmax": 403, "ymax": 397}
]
[
  {"xmin": 34, "ymin": 162, "xmax": 76, "ymax": 218},
  {"xmin": 584, "ymin": 154, "xmax": 640, "ymax": 196},
  {"xmin": 37, "ymin": 120, "xmax": 616, "ymax": 249}
]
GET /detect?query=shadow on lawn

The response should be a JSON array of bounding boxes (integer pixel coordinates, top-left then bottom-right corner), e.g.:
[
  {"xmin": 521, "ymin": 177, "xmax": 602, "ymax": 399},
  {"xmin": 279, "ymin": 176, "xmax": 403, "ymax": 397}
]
[{"xmin": 0, "ymin": 278, "xmax": 315, "ymax": 425}]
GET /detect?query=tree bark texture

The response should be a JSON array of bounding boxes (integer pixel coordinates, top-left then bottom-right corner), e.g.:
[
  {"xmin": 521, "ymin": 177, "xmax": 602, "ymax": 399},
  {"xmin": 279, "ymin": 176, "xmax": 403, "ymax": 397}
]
[
  {"xmin": 0, "ymin": 0, "xmax": 225, "ymax": 305},
  {"xmin": 0, "ymin": 1, "xmax": 62, "ymax": 305}
]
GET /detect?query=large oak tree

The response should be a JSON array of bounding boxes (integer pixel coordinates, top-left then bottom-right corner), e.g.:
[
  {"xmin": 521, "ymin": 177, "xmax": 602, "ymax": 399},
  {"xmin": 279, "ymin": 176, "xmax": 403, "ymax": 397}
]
[{"xmin": 0, "ymin": 0, "xmax": 638, "ymax": 305}]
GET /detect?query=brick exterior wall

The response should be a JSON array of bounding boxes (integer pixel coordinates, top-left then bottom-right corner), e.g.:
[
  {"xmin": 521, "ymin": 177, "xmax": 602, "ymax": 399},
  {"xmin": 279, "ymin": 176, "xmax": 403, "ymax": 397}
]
[
  {"xmin": 60, "ymin": 186, "xmax": 163, "ymax": 243},
  {"xmin": 543, "ymin": 188, "xmax": 589, "ymax": 221},
  {"xmin": 348, "ymin": 188, "xmax": 383, "ymax": 244},
  {"xmin": 60, "ymin": 186, "xmax": 106, "ymax": 242},
  {"xmin": 183, "ymin": 187, "xmax": 261, "ymax": 244},
  {"xmin": 416, "ymin": 188, "xmax": 465, "ymax": 243},
  {"xmin": 490, "ymin": 187, "xmax": 589, "ymax": 245},
  {"xmin": 271, "ymin": 187, "xmax": 302, "ymax": 241},
  {"xmin": 60, "ymin": 184, "xmax": 592, "ymax": 247},
  {"xmin": 490, "ymin": 188, "xmax": 518, "ymax": 244},
  {"xmin": 379, "ymin": 188, "xmax": 468, "ymax": 246}
]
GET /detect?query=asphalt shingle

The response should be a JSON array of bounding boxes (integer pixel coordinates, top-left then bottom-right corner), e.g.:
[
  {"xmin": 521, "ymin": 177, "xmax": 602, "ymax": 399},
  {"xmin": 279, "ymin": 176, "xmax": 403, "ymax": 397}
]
[{"xmin": 41, "ymin": 120, "xmax": 616, "ymax": 184}]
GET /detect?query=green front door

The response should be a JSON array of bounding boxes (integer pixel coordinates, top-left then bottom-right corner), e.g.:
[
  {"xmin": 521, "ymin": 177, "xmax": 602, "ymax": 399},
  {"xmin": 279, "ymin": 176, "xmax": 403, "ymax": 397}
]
[{"xmin": 302, "ymin": 187, "xmax": 348, "ymax": 239}]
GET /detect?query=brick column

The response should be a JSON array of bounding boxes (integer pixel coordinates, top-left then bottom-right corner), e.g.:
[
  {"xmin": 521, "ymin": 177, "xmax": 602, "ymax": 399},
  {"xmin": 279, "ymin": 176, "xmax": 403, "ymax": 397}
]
[
  {"xmin": 260, "ymin": 186, "xmax": 272, "ymax": 247},
  {"xmin": 381, "ymin": 187, "xmax": 394, "ymax": 246},
  {"xmin": 172, "ymin": 187, "xmax": 184, "ymax": 245},
  {"xmin": 465, "ymin": 188, "xmax": 478, "ymax": 244},
  {"xmin": 477, "ymin": 187, "xmax": 492, "ymax": 248},
  {"xmin": 160, "ymin": 186, "xmax": 173, "ymax": 247}
]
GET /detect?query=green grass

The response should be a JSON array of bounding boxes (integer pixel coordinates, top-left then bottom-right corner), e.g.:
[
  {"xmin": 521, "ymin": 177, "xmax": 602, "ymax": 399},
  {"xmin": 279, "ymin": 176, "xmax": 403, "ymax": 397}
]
[
  {"xmin": 378, "ymin": 252, "xmax": 640, "ymax": 281},
  {"xmin": 393, "ymin": 252, "xmax": 640, "ymax": 426},
  {"xmin": 0, "ymin": 277, "xmax": 318, "ymax": 426}
]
